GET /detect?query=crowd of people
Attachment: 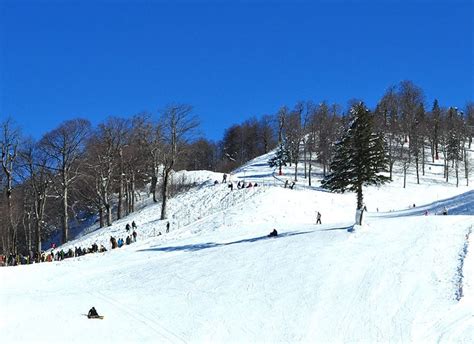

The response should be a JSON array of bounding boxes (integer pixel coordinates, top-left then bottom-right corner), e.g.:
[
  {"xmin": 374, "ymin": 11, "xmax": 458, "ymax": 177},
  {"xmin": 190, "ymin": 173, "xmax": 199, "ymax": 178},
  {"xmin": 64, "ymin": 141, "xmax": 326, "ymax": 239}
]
[
  {"xmin": 0, "ymin": 221, "xmax": 141, "ymax": 267},
  {"xmin": 110, "ymin": 226, "xmax": 137, "ymax": 249}
]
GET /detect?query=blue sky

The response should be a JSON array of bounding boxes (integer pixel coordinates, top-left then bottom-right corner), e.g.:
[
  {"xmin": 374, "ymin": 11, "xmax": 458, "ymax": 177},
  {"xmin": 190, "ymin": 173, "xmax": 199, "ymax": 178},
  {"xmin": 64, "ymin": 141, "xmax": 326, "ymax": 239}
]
[{"xmin": 0, "ymin": 0, "xmax": 472, "ymax": 141}]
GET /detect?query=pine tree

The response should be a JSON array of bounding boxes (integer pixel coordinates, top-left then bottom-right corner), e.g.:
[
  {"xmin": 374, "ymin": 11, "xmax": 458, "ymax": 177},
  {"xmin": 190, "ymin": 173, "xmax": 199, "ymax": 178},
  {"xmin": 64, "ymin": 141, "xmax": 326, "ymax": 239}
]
[
  {"xmin": 321, "ymin": 102, "xmax": 390, "ymax": 212},
  {"xmin": 268, "ymin": 141, "xmax": 290, "ymax": 175}
]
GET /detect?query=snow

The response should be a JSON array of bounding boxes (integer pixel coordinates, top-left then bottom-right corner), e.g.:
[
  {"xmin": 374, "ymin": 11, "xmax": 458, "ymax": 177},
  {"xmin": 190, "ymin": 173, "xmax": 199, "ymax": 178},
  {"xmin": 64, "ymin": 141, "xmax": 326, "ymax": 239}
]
[{"xmin": 1, "ymin": 150, "xmax": 473, "ymax": 343}]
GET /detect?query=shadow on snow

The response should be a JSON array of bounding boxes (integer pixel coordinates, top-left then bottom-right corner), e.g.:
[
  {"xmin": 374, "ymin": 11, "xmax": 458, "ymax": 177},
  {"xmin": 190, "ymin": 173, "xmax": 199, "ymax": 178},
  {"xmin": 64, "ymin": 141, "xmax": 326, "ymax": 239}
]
[
  {"xmin": 369, "ymin": 190, "xmax": 474, "ymax": 218},
  {"xmin": 138, "ymin": 230, "xmax": 315, "ymax": 253}
]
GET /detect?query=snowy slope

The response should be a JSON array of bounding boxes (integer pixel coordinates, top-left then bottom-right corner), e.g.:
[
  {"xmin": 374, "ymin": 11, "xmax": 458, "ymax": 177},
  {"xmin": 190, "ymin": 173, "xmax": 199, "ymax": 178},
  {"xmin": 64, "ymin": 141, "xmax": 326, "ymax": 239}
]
[{"xmin": 1, "ymin": 151, "xmax": 473, "ymax": 343}]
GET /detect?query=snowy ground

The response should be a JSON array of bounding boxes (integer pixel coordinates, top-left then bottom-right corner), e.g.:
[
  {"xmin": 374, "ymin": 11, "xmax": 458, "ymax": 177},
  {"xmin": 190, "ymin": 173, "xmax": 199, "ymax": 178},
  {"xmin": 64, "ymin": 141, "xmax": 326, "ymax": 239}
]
[{"xmin": 1, "ymin": 152, "xmax": 473, "ymax": 343}]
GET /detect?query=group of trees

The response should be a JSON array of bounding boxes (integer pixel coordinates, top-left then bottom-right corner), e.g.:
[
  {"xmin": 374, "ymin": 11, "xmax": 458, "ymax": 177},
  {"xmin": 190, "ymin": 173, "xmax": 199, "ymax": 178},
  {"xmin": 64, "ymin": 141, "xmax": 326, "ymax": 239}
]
[
  {"xmin": 0, "ymin": 105, "xmax": 198, "ymax": 256},
  {"xmin": 1, "ymin": 80, "xmax": 473, "ymax": 256}
]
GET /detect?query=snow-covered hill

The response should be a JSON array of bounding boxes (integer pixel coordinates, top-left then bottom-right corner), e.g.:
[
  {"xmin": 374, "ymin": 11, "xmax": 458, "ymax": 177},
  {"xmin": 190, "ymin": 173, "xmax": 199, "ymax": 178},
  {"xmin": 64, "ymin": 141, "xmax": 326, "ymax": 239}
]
[{"xmin": 1, "ymin": 151, "xmax": 473, "ymax": 343}]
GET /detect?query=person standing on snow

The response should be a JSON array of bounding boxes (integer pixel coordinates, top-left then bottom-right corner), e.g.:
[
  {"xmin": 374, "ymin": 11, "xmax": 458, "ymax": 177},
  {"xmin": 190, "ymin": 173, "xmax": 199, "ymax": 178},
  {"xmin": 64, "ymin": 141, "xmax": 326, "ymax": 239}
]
[{"xmin": 316, "ymin": 211, "xmax": 322, "ymax": 224}]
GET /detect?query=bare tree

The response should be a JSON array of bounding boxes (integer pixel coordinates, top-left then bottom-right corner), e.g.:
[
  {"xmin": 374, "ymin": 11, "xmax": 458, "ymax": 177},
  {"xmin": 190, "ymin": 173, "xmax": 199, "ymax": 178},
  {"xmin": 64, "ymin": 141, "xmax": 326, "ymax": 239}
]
[
  {"xmin": 159, "ymin": 104, "xmax": 199, "ymax": 220},
  {"xmin": 285, "ymin": 103, "xmax": 304, "ymax": 181},
  {"xmin": 40, "ymin": 119, "xmax": 91, "ymax": 244},
  {"xmin": 375, "ymin": 86, "xmax": 403, "ymax": 180},
  {"xmin": 0, "ymin": 118, "xmax": 20, "ymax": 254},
  {"xmin": 258, "ymin": 114, "xmax": 276, "ymax": 154},
  {"xmin": 18, "ymin": 138, "xmax": 52, "ymax": 255},
  {"xmin": 466, "ymin": 102, "xmax": 474, "ymax": 149},
  {"xmin": 398, "ymin": 80, "xmax": 425, "ymax": 184}
]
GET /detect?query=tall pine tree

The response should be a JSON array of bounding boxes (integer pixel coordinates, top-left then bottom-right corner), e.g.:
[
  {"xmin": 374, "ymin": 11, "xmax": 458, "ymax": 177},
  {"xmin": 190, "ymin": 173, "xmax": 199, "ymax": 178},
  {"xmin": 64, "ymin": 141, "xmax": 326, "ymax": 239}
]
[{"xmin": 322, "ymin": 102, "xmax": 390, "ymax": 212}]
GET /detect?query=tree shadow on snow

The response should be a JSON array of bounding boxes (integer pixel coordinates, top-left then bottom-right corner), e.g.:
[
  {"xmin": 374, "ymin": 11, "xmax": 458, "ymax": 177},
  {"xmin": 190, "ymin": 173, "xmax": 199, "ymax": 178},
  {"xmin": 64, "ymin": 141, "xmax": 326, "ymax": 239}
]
[
  {"xmin": 318, "ymin": 225, "xmax": 354, "ymax": 232},
  {"xmin": 372, "ymin": 190, "xmax": 474, "ymax": 218},
  {"xmin": 137, "ymin": 231, "xmax": 313, "ymax": 253}
]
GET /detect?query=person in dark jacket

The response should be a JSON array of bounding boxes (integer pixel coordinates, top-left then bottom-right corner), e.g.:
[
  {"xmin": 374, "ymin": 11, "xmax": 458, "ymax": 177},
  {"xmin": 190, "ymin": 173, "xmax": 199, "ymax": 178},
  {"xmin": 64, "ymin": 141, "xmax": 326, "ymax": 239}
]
[
  {"xmin": 268, "ymin": 229, "xmax": 278, "ymax": 237},
  {"xmin": 132, "ymin": 221, "xmax": 137, "ymax": 229},
  {"xmin": 166, "ymin": 222, "xmax": 170, "ymax": 233},
  {"xmin": 110, "ymin": 236, "xmax": 118, "ymax": 249},
  {"xmin": 125, "ymin": 223, "xmax": 131, "ymax": 232},
  {"xmin": 87, "ymin": 307, "xmax": 99, "ymax": 318}
]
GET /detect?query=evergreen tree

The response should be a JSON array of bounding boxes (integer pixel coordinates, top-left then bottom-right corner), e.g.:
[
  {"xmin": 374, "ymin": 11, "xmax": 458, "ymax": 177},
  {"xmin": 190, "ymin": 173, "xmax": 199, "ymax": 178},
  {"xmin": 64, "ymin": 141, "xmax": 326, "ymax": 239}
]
[
  {"xmin": 268, "ymin": 141, "xmax": 290, "ymax": 175},
  {"xmin": 322, "ymin": 102, "xmax": 390, "ymax": 211}
]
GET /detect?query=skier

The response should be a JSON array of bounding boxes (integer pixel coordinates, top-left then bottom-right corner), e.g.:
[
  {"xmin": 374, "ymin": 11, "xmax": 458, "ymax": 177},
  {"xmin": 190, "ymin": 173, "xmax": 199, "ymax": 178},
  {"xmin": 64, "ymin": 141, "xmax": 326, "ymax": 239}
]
[
  {"xmin": 87, "ymin": 307, "xmax": 102, "ymax": 319},
  {"xmin": 132, "ymin": 230, "xmax": 137, "ymax": 242},
  {"xmin": 290, "ymin": 181, "xmax": 295, "ymax": 190},
  {"xmin": 316, "ymin": 211, "xmax": 322, "ymax": 224},
  {"xmin": 166, "ymin": 221, "xmax": 170, "ymax": 233},
  {"xmin": 268, "ymin": 229, "xmax": 278, "ymax": 237},
  {"xmin": 222, "ymin": 173, "xmax": 227, "ymax": 183},
  {"xmin": 228, "ymin": 182, "xmax": 233, "ymax": 191},
  {"xmin": 442, "ymin": 207, "xmax": 448, "ymax": 215},
  {"xmin": 132, "ymin": 221, "xmax": 137, "ymax": 229},
  {"xmin": 125, "ymin": 223, "xmax": 131, "ymax": 232}
]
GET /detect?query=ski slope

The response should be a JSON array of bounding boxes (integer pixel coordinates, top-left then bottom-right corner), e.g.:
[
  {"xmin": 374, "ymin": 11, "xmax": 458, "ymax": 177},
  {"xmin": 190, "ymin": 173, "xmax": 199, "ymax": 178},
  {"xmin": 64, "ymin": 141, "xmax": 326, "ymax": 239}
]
[{"xmin": 1, "ymin": 152, "xmax": 473, "ymax": 343}]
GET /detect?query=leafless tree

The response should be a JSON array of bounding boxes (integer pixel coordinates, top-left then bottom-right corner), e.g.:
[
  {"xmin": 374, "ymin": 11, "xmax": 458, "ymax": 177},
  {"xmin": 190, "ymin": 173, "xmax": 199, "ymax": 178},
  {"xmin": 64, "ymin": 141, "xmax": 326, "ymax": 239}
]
[
  {"xmin": 285, "ymin": 103, "xmax": 304, "ymax": 181},
  {"xmin": 375, "ymin": 86, "xmax": 403, "ymax": 180},
  {"xmin": 398, "ymin": 80, "xmax": 425, "ymax": 184},
  {"xmin": 0, "ymin": 118, "xmax": 20, "ymax": 254},
  {"xmin": 159, "ymin": 104, "xmax": 199, "ymax": 220},
  {"xmin": 40, "ymin": 118, "xmax": 91, "ymax": 244},
  {"xmin": 18, "ymin": 138, "xmax": 52, "ymax": 254}
]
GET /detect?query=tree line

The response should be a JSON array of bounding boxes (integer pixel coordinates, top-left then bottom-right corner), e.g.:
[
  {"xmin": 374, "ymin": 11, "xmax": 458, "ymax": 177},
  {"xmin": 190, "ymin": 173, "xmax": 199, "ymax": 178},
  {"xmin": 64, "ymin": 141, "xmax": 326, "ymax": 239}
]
[{"xmin": 1, "ymin": 80, "xmax": 473, "ymax": 256}]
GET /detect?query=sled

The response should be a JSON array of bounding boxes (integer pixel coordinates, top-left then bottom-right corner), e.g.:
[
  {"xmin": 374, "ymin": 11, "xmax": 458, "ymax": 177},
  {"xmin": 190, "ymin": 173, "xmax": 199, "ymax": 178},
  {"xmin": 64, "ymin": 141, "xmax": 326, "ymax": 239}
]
[{"xmin": 83, "ymin": 314, "xmax": 104, "ymax": 319}]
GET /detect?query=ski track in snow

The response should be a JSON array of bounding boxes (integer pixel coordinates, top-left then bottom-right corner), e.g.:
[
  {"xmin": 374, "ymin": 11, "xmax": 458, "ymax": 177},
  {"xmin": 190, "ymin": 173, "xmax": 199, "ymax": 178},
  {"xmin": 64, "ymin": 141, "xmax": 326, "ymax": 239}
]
[{"xmin": 1, "ymin": 152, "xmax": 474, "ymax": 343}]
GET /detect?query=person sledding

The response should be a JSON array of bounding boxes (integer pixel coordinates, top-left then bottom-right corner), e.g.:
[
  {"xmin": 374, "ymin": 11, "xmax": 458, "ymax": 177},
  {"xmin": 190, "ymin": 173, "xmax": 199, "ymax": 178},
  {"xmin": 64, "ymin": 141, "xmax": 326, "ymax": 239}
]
[
  {"xmin": 268, "ymin": 229, "xmax": 278, "ymax": 237},
  {"xmin": 87, "ymin": 306, "xmax": 103, "ymax": 319}
]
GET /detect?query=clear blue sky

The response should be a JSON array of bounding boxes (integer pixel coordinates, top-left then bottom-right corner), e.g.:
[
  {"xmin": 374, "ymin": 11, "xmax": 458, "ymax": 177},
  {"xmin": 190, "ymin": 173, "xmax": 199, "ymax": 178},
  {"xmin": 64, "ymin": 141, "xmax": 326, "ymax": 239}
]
[{"xmin": 1, "ymin": 0, "xmax": 472, "ymax": 141}]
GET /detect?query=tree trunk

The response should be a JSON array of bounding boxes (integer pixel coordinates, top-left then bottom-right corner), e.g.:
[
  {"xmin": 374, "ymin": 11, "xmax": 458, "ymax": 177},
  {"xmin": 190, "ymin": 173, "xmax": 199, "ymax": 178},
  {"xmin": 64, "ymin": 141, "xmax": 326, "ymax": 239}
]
[
  {"xmin": 118, "ymin": 177, "xmax": 123, "ymax": 219},
  {"xmin": 303, "ymin": 145, "xmax": 307, "ymax": 179},
  {"xmin": 118, "ymin": 150, "xmax": 124, "ymax": 219},
  {"xmin": 356, "ymin": 183, "xmax": 363, "ymax": 210},
  {"xmin": 130, "ymin": 172, "xmax": 135, "ymax": 213},
  {"xmin": 151, "ymin": 175, "xmax": 158, "ymax": 202},
  {"xmin": 62, "ymin": 185, "xmax": 68, "ymax": 244},
  {"xmin": 98, "ymin": 206, "xmax": 104, "ymax": 228},
  {"xmin": 403, "ymin": 165, "xmax": 407, "ymax": 188},
  {"xmin": 308, "ymin": 151, "xmax": 312, "ymax": 186},
  {"xmin": 160, "ymin": 169, "xmax": 171, "ymax": 220},
  {"xmin": 464, "ymin": 147, "xmax": 469, "ymax": 186},
  {"xmin": 35, "ymin": 218, "xmax": 42, "ymax": 255},
  {"xmin": 416, "ymin": 156, "xmax": 420, "ymax": 184},
  {"xmin": 421, "ymin": 142, "xmax": 425, "ymax": 176},
  {"xmin": 455, "ymin": 159, "xmax": 459, "ymax": 187}
]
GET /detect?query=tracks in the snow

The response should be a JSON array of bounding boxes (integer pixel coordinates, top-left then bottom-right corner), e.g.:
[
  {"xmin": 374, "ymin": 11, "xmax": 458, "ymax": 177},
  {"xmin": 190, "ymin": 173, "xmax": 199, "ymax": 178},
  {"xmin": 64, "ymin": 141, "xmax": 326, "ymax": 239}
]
[{"xmin": 92, "ymin": 290, "xmax": 187, "ymax": 344}]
